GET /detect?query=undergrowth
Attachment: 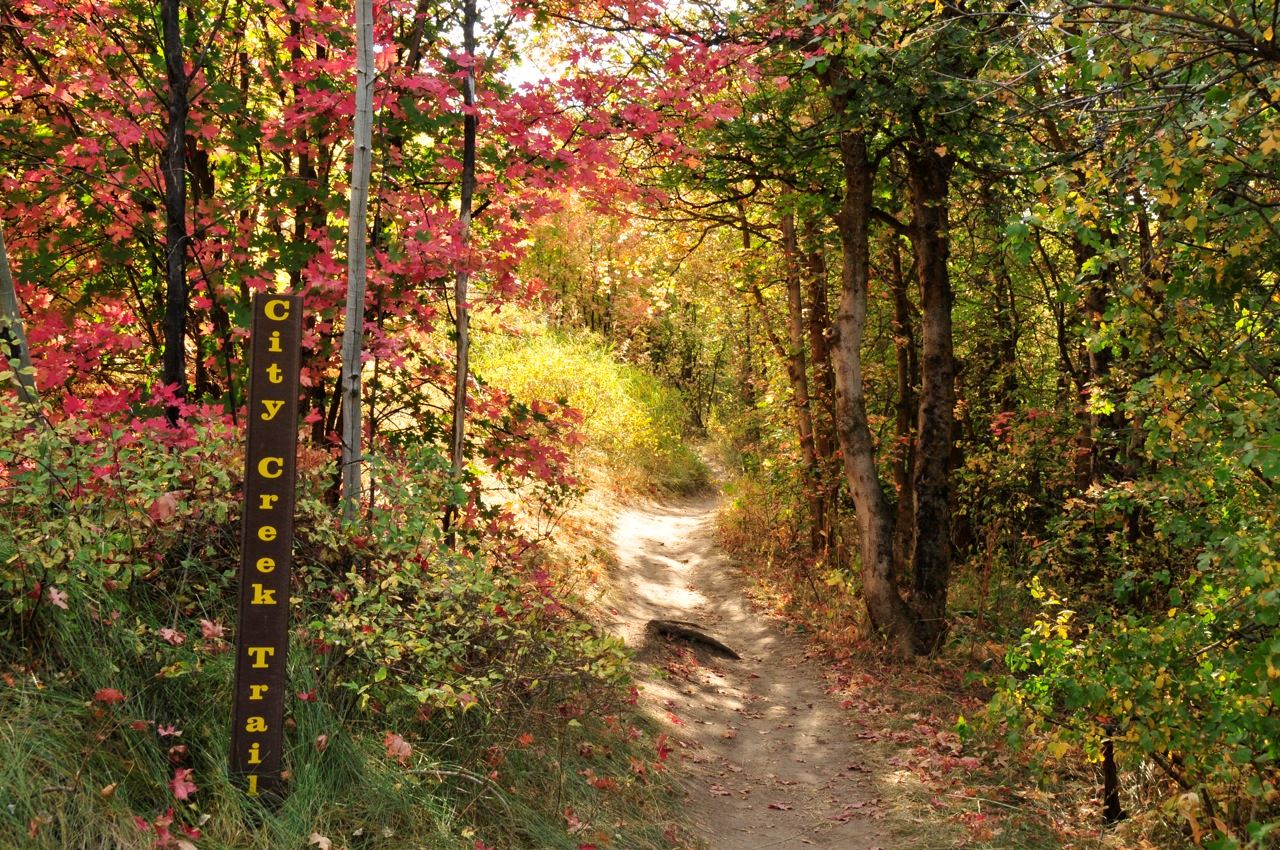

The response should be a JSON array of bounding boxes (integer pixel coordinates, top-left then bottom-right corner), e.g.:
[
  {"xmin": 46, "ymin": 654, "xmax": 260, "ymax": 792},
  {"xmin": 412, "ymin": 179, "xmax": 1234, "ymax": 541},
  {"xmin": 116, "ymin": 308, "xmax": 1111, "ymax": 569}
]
[
  {"xmin": 0, "ymin": 382, "xmax": 696, "ymax": 849},
  {"xmin": 715, "ymin": 462, "xmax": 1217, "ymax": 850}
]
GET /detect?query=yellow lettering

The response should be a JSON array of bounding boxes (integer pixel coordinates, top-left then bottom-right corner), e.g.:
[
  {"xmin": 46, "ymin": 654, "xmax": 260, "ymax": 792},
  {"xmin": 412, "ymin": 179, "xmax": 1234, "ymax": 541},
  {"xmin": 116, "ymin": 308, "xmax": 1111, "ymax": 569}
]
[
  {"xmin": 266, "ymin": 363, "xmax": 283, "ymax": 384},
  {"xmin": 258, "ymin": 494, "xmax": 279, "ymax": 511},
  {"xmin": 249, "ymin": 684, "xmax": 269, "ymax": 700},
  {"xmin": 247, "ymin": 742, "xmax": 262, "ymax": 765},
  {"xmin": 255, "ymin": 556, "xmax": 276, "ymax": 574},
  {"xmin": 264, "ymin": 299, "xmax": 291, "ymax": 322},
  {"xmin": 250, "ymin": 584, "xmax": 277, "ymax": 605},
  {"xmin": 260, "ymin": 399, "xmax": 286, "ymax": 421},
  {"xmin": 257, "ymin": 457, "xmax": 283, "ymax": 478},
  {"xmin": 245, "ymin": 716, "xmax": 268, "ymax": 733},
  {"xmin": 247, "ymin": 646, "xmax": 275, "ymax": 668},
  {"xmin": 246, "ymin": 774, "xmax": 259, "ymax": 796},
  {"xmin": 268, "ymin": 330, "xmax": 282, "ymax": 353},
  {"xmin": 258, "ymin": 525, "xmax": 278, "ymax": 542}
]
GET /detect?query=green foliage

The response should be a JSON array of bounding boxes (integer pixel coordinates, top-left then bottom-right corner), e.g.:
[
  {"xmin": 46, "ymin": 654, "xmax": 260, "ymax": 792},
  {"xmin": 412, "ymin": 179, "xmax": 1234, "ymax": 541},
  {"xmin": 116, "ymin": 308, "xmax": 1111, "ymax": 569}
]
[{"xmin": 0, "ymin": 403, "xmax": 680, "ymax": 848}]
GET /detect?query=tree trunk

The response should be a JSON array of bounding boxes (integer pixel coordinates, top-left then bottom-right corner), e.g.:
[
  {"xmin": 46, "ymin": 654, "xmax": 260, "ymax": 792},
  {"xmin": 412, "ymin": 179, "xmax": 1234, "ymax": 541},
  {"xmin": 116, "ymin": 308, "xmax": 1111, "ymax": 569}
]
[
  {"xmin": 802, "ymin": 221, "xmax": 838, "ymax": 563},
  {"xmin": 803, "ymin": 230, "xmax": 837, "ymax": 460},
  {"xmin": 0, "ymin": 224, "xmax": 38, "ymax": 406},
  {"xmin": 782, "ymin": 212, "xmax": 825, "ymax": 557},
  {"xmin": 340, "ymin": 0, "xmax": 375, "ymax": 524},
  {"xmin": 829, "ymin": 127, "xmax": 915, "ymax": 656},
  {"xmin": 445, "ymin": 0, "xmax": 477, "ymax": 542},
  {"xmin": 160, "ymin": 0, "xmax": 189, "ymax": 424},
  {"xmin": 888, "ymin": 237, "xmax": 917, "ymax": 568},
  {"xmin": 906, "ymin": 145, "xmax": 956, "ymax": 654}
]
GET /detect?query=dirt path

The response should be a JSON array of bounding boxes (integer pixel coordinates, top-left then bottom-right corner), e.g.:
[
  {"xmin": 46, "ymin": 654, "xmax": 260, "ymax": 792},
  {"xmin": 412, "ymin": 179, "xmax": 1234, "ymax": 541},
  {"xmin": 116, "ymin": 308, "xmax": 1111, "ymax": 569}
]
[{"xmin": 606, "ymin": 490, "xmax": 893, "ymax": 850}]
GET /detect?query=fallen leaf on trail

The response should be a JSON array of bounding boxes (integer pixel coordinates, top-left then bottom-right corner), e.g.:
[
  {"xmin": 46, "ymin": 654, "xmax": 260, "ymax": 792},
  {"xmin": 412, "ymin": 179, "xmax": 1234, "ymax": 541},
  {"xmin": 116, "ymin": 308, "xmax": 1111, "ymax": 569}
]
[
  {"xmin": 307, "ymin": 834, "xmax": 332, "ymax": 850},
  {"xmin": 709, "ymin": 784, "xmax": 732, "ymax": 796},
  {"xmin": 768, "ymin": 802, "xmax": 793, "ymax": 810}
]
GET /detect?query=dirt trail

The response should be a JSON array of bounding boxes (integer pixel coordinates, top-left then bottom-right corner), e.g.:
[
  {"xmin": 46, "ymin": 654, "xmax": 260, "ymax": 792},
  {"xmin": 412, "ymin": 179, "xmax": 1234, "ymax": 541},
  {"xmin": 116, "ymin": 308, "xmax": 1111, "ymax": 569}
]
[{"xmin": 607, "ymin": 489, "xmax": 892, "ymax": 850}]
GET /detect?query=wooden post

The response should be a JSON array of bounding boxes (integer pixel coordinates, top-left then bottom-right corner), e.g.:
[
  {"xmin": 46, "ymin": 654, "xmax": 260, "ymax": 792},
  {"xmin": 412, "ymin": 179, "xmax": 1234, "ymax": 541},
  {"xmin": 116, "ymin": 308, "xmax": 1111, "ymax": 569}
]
[{"xmin": 230, "ymin": 293, "xmax": 302, "ymax": 800}]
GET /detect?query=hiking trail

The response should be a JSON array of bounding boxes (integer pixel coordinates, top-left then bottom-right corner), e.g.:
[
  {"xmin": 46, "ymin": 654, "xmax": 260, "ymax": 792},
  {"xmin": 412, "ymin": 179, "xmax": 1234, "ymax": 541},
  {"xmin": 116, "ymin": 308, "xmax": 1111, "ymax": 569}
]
[{"xmin": 607, "ymin": 487, "xmax": 893, "ymax": 849}]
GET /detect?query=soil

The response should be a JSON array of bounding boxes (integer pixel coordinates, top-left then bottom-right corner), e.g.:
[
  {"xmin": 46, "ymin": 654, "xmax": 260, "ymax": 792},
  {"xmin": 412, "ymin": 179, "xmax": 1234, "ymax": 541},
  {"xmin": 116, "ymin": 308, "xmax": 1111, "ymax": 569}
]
[{"xmin": 606, "ymin": 488, "xmax": 894, "ymax": 850}]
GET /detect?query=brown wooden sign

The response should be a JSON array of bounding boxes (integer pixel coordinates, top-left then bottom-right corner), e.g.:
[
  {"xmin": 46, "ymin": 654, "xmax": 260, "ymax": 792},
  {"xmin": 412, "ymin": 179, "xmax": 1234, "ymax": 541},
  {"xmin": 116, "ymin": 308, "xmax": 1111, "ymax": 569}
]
[{"xmin": 230, "ymin": 293, "xmax": 302, "ymax": 798}]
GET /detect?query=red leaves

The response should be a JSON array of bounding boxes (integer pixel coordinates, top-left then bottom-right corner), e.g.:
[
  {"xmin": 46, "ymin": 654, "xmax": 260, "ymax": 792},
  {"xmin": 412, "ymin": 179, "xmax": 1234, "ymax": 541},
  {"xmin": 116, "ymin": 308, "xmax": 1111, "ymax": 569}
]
[
  {"xmin": 93, "ymin": 687, "xmax": 126, "ymax": 704},
  {"xmin": 169, "ymin": 768, "xmax": 197, "ymax": 801},
  {"xmin": 148, "ymin": 492, "xmax": 180, "ymax": 524},
  {"xmin": 45, "ymin": 586, "xmax": 69, "ymax": 610},
  {"xmin": 655, "ymin": 733, "xmax": 671, "ymax": 762},
  {"xmin": 157, "ymin": 628, "xmax": 185, "ymax": 646},
  {"xmin": 383, "ymin": 731, "xmax": 412, "ymax": 765}
]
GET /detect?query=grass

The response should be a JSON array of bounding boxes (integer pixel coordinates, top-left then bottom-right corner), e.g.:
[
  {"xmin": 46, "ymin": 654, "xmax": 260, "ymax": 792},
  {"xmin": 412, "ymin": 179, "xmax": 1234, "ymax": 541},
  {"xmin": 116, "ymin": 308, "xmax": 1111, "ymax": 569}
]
[{"xmin": 471, "ymin": 309, "xmax": 708, "ymax": 496}]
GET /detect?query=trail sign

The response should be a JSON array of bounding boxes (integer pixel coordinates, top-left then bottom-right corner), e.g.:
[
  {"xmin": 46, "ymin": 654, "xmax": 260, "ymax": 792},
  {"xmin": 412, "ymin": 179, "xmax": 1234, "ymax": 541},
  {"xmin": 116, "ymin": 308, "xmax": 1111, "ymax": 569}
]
[{"xmin": 230, "ymin": 293, "xmax": 302, "ymax": 798}]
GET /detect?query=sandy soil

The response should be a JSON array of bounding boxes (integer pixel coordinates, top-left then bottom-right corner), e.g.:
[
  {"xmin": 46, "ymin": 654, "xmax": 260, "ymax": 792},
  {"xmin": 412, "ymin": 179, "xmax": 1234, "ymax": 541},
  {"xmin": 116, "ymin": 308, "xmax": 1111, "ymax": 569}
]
[{"xmin": 606, "ymin": 489, "xmax": 893, "ymax": 850}]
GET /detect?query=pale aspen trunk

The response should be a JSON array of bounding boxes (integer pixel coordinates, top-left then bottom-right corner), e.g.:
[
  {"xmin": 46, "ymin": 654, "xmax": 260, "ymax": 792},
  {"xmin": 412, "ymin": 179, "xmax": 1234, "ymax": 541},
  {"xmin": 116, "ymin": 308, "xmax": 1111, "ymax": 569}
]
[{"xmin": 340, "ymin": 0, "xmax": 375, "ymax": 523}]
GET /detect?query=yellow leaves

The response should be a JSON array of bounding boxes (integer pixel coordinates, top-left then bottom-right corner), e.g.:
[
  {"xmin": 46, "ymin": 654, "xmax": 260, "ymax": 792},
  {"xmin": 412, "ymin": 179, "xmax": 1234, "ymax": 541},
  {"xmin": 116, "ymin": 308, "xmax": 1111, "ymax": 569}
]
[
  {"xmin": 1132, "ymin": 51, "xmax": 1159, "ymax": 70},
  {"xmin": 1047, "ymin": 740, "xmax": 1071, "ymax": 759},
  {"xmin": 1260, "ymin": 127, "xmax": 1280, "ymax": 155},
  {"xmin": 1183, "ymin": 215, "xmax": 1199, "ymax": 232}
]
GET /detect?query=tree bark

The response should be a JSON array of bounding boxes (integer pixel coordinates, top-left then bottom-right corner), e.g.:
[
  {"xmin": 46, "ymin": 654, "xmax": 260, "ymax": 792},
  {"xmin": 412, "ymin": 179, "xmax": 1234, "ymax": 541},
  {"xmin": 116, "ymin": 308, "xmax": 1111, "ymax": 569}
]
[
  {"xmin": 888, "ymin": 237, "xmax": 917, "ymax": 568},
  {"xmin": 340, "ymin": 0, "xmax": 375, "ymax": 523},
  {"xmin": 802, "ymin": 223, "xmax": 836, "ymax": 461},
  {"xmin": 781, "ymin": 212, "xmax": 825, "ymax": 557},
  {"xmin": 445, "ymin": 0, "xmax": 477, "ymax": 542},
  {"xmin": 160, "ymin": 0, "xmax": 189, "ymax": 424},
  {"xmin": 906, "ymin": 145, "xmax": 956, "ymax": 653},
  {"xmin": 747, "ymin": 213, "xmax": 824, "ymax": 558},
  {"xmin": 829, "ymin": 127, "xmax": 915, "ymax": 656}
]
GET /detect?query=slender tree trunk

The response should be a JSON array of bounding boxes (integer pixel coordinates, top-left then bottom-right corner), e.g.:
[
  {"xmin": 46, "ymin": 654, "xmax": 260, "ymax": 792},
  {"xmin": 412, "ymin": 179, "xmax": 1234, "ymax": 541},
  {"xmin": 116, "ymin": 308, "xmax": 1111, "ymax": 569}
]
[
  {"xmin": 445, "ymin": 0, "xmax": 477, "ymax": 541},
  {"xmin": 888, "ymin": 237, "xmax": 917, "ymax": 568},
  {"xmin": 829, "ymin": 127, "xmax": 914, "ymax": 656},
  {"xmin": 802, "ymin": 223, "xmax": 836, "ymax": 459},
  {"xmin": 802, "ymin": 221, "xmax": 839, "ymax": 563},
  {"xmin": 0, "ymin": 224, "xmax": 38, "ymax": 406},
  {"xmin": 781, "ymin": 212, "xmax": 825, "ymax": 557},
  {"xmin": 906, "ymin": 145, "xmax": 956, "ymax": 653},
  {"xmin": 340, "ymin": 0, "xmax": 374, "ymax": 523},
  {"xmin": 160, "ymin": 0, "xmax": 189, "ymax": 424}
]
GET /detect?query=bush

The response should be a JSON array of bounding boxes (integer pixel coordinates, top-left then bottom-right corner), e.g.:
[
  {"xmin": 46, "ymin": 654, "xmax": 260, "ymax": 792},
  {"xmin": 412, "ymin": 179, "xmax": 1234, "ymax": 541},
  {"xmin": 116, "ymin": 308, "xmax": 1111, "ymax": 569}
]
[{"xmin": 0, "ymin": 403, "xmax": 681, "ymax": 849}]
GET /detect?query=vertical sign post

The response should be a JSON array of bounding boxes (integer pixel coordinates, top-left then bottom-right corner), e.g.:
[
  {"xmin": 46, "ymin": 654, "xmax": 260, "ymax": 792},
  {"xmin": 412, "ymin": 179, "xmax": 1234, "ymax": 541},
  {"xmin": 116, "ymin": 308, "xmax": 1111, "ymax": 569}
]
[{"xmin": 231, "ymin": 293, "xmax": 302, "ymax": 799}]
